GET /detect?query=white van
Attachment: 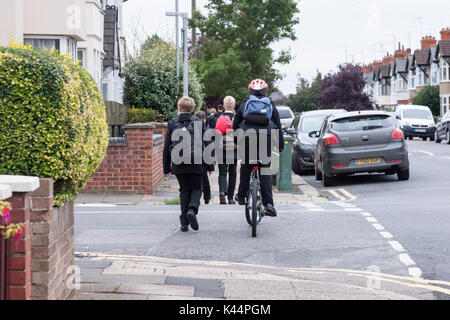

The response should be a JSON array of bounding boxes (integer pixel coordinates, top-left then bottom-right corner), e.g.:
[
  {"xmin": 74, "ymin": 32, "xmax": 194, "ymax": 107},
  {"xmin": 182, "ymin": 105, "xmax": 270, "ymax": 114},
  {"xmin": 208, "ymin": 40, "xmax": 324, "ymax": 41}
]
[
  {"xmin": 276, "ymin": 106, "xmax": 295, "ymax": 128},
  {"xmin": 395, "ymin": 105, "xmax": 436, "ymax": 141}
]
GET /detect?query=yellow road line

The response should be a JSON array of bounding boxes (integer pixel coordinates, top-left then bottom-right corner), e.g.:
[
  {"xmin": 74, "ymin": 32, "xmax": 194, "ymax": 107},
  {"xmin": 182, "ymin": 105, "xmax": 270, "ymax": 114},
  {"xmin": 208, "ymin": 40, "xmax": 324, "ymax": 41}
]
[
  {"xmin": 338, "ymin": 188, "xmax": 358, "ymax": 201},
  {"xmin": 327, "ymin": 189, "xmax": 347, "ymax": 201}
]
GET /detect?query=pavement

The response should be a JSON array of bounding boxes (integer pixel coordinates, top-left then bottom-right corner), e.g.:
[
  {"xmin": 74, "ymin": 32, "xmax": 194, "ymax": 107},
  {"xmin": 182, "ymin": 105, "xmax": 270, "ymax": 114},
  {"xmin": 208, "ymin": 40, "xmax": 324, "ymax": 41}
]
[
  {"xmin": 72, "ymin": 140, "xmax": 450, "ymax": 300},
  {"xmin": 75, "ymin": 169, "xmax": 328, "ymax": 206}
]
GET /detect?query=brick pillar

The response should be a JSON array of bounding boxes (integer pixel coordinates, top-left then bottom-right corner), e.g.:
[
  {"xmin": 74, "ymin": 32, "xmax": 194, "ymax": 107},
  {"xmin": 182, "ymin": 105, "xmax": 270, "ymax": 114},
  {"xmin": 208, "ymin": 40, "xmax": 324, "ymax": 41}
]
[
  {"xmin": 124, "ymin": 123, "xmax": 155, "ymax": 194},
  {"xmin": 0, "ymin": 175, "xmax": 40, "ymax": 301},
  {"xmin": 30, "ymin": 178, "xmax": 75, "ymax": 300},
  {"xmin": 7, "ymin": 193, "xmax": 32, "ymax": 300}
]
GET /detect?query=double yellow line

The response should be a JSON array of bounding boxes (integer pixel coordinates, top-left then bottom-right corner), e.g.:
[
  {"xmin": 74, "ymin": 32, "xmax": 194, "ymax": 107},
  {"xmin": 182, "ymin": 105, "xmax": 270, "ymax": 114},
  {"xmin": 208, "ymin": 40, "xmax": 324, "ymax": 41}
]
[{"xmin": 325, "ymin": 188, "xmax": 357, "ymax": 201}]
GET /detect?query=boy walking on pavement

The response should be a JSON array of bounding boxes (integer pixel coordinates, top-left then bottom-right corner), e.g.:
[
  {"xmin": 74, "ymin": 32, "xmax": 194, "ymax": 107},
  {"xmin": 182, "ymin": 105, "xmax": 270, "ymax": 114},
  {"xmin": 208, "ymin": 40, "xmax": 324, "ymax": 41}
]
[
  {"xmin": 195, "ymin": 111, "xmax": 212, "ymax": 204},
  {"xmin": 163, "ymin": 97, "xmax": 214, "ymax": 232},
  {"xmin": 214, "ymin": 96, "xmax": 238, "ymax": 205}
]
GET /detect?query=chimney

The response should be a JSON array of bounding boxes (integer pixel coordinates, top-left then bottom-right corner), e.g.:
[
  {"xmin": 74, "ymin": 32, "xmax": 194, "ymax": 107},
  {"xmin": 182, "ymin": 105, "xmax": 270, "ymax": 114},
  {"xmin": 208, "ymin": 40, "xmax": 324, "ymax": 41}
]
[
  {"xmin": 382, "ymin": 53, "xmax": 395, "ymax": 64},
  {"xmin": 394, "ymin": 43, "xmax": 408, "ymax": 59},
  {"xmin": 441, "ymin": 27, "xmax": 450, "ymax": 41},
  {"xmin": 372, "ymin": 60, "xmax": 382, "ymax": 68},
  {"xmin": 421, "ymin": 35, "xmax": 437, "ymax": 50}
]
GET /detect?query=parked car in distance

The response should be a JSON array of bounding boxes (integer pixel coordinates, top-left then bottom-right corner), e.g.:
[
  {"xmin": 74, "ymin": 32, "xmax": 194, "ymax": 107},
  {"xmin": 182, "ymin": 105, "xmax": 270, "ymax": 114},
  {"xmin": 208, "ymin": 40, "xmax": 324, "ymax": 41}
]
[
  {"xmin": 286, "ymin": 109, "xmax": 347, "ymax": 175},
  {"xmin": 395, "ymin": 105, "xmax": 436, "ymax": 141},
  {"xmin": 435, "ymin": 110, "xmax": 450, "ymax": 144},
  {"xmin": 313, "ymin": 111, "xmax": 410, "ymax": 187},
  {"xmin": 276, "ymin": 106, "xmax": 295, "ymax": 128}
]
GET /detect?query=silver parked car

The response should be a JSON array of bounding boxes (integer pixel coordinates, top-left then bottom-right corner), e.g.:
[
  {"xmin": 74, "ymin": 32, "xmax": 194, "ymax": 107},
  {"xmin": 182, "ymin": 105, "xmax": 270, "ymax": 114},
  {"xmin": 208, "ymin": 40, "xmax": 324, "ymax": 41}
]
[{"xmin": 313, "ymin": 111, "xmax": 410, "ymax": 187}]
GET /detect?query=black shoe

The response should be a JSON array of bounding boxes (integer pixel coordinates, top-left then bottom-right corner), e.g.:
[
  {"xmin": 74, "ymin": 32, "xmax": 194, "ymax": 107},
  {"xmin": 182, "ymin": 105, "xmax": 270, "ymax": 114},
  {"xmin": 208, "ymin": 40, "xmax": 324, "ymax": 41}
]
[
  {"xmin": 265, "ymin": 204, "xmax": 277, "ymax": 217},
  {"xmin": 204, "ymin": 197, "xmax": 211, "ymax": 205},
  {"xmin": 228, "ymin": 199, "xmax": 236, "ymax": 205},
  {"xmin": 235, "ymin": 195, "xmax": 246, "ymax": 206},
  {"xmin": 219, "ymin": 193, "xmax": 227, "ymax": 205},
  {"xmin": 187, "ymin": 209, "xmax": 199, "ymax": 231},
  {"xmin": 180, "ymin": 225, "xmax": 189, "ymax": 232}
]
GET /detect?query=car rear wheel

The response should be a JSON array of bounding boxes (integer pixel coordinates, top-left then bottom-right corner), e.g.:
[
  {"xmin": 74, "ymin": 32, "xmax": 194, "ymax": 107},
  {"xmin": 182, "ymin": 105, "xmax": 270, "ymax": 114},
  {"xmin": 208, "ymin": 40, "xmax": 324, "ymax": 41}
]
[
  {"xmin": 321, "ymin": 162, "xmax": 333, "ymax": 187},
  {"xmin": 397, "ymin": 168, "xmax": 410, "ymax": 181},
  {"xmin": 292, "ymin": 153, "xmax": 302, "ymax": 175},
  {"xmin": 422, "ymin": 137, "xmax": 427, "ymax": 141},
  {"xmin": 435, "ymin": 131, "xmax": 441, "ymax": 143},
  {"xmin": 315, "ymin": 161, "xmax": 322, "ymax": 181}
]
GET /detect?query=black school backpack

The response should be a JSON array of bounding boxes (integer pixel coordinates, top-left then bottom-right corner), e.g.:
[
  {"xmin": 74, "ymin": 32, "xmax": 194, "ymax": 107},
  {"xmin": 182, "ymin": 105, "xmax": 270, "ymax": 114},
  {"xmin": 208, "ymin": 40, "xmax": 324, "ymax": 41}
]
[{"xmin": 169, "ymin": 116, "xmax": 201, "ymax": 165}]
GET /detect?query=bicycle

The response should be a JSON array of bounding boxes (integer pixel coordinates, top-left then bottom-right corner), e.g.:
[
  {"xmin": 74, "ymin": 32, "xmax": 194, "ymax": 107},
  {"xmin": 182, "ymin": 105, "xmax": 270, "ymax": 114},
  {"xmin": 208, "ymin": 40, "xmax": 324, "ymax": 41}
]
[{"xmin": 245, "ymin": 161, "xmax": 265, "ymax": 237}]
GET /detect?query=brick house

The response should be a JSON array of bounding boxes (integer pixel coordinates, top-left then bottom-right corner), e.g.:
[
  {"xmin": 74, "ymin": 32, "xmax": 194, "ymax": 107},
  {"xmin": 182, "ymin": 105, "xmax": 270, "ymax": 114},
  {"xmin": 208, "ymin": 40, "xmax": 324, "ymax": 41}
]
[
  {"xmin": 364, "ymin": 27, "xmax": 450, "ymax": 116},
  {"xmin": 391, "ymin": 44, "xmax": 410, "ymax": 106},
  {"xmin": 437, "ymin": 28, "xmax": 450, "ymax": 115}
]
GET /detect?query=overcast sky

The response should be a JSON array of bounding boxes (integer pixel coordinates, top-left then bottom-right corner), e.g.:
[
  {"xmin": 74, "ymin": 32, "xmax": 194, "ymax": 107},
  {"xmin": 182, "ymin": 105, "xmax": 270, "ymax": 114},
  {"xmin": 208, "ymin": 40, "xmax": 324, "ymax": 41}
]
[{"xmin": 123, "ymin": 0, "xmax": 450, "ymax": 95}]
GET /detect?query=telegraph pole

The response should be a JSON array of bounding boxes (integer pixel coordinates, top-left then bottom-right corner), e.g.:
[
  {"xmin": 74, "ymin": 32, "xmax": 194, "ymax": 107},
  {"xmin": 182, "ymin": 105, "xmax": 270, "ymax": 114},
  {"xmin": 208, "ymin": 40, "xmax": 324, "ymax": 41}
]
[
  {"xmin": 182, "ymin": 13, "xmax": 189, "ymax": 97},
  {"xmin": 176, "ymin": 0, "xmax": 180, "ymax": 77},
  {"xmin": 192, "ymin": 0, "xmax": 197, "ymax": 52}
]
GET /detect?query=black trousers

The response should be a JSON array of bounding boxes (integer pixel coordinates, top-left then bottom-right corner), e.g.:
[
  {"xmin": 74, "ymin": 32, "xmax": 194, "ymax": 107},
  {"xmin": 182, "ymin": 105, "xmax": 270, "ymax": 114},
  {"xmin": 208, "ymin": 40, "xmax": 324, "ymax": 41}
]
[
  {"xmin": 218, "ymin": 164, "xmax": 237, "ymax": 199},
  {"xmin": 237, "ymin": 164, "xmax": 274, "ymax": 207},
  {"xmin": 202, "ymin": 173, "xmax": 211, "ymax": 200},
  {"xmin": 176, "ymin": 174, "xmax": 202, "ymax": 226}
]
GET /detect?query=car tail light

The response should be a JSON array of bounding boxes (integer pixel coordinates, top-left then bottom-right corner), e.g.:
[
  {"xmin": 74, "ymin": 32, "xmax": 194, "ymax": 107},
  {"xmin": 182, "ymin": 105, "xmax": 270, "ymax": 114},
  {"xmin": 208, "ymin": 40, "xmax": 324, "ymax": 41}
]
[
  {"xmin": 390, "ymin": 160, "xmax": 402, "ymax": 164},
  {"xmin": 332, "ymin": 164, "xmax": 346, "ymax": 168},
  {"xmin": 390, "ymin": 129, "xmax": 404, "ymax": 141},
  {"xmin": 323, "ymin": 134, "xmax": 340, "ymax": 146}
]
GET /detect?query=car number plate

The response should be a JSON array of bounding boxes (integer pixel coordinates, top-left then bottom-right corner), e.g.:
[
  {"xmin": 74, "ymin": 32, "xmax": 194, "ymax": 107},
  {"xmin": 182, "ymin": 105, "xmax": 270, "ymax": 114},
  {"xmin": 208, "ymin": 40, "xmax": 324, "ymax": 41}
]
[
  {"xmin": 356, "ymin": 158, "xmax": 381, "ymax": 165},
  {"xmin": 415, "ymin": 129, "xmax": 426, "ymax": 133}
]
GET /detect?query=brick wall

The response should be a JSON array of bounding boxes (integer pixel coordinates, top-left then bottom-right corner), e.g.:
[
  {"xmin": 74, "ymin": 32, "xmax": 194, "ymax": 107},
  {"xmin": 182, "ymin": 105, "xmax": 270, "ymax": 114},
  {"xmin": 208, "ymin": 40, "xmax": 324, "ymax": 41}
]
[
  {"xmin": 83, "ymin": 122, "xmax": 167, "ymax": 194},
  {"xmin": 30, "ymin": 179, "xmax": 74, "ymax": 300}
]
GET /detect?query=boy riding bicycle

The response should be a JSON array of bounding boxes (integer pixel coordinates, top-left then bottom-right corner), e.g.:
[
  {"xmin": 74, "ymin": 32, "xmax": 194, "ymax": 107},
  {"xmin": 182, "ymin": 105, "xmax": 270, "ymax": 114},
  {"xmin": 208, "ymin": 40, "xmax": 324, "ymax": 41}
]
[{"xmin": 233, "ymin": 79, "xmax": 284, "ymax": 217}]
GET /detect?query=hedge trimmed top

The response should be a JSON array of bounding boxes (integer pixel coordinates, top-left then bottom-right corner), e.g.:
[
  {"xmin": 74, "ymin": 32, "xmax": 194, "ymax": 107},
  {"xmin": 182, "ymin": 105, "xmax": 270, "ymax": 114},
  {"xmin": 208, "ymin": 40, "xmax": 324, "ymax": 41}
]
[{"xmin": 0, "ymin": 45, "xmax": 109, "ymax": 206}]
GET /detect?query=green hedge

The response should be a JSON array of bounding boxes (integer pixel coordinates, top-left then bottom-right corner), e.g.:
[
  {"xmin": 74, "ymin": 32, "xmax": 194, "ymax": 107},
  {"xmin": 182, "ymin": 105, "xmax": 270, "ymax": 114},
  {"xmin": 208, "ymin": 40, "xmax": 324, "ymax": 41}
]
[
  {"xmin": 0, "ymin": 45, "xmax": 109, "ymax": 206},
  {"xmin": 128, "ymin": 108, "xmax": 165, "ymax": 124}
]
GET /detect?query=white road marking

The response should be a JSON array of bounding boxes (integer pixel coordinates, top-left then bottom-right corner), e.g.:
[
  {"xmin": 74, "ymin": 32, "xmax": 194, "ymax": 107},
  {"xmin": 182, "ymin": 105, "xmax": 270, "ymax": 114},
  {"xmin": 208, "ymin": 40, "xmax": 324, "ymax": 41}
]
[
  {"xmin": 399, "ymin": 253, "xmax": 416, "ymax": 266},
  {"xmin": 307, "ymin": 208, "xmax": 326, "ymax": 212},
  {"xmin": 389, "ymin": 241, "xmax": 406, "ymax": 252},
  {"xmin": 366, "ymin": 217, "xmax": 378, "ymax": 223},
  {"xmin": 75, "ymin": 204, "xmax": 118, "ymax": 207},
  {"xmin": 379, "ymin": 231, "xmax": 394, "ymax": 239},
  {"xmin": 360, "ymin": 212, "xmax": 372, "ymax": 217},
  {"xmin": 372, "ymin": 224, "xmax": 385, "ymax": 231},
  {"xmin": 418, "ymin": 150, "xmax": 435, "ymax": 157},
  {"xmin": 408, "ymin": 267, "xmax": 423, "ymax": 279},
  {"xmin": 344, "ymin": 208, "xmax": 364, "ymax": 212}
]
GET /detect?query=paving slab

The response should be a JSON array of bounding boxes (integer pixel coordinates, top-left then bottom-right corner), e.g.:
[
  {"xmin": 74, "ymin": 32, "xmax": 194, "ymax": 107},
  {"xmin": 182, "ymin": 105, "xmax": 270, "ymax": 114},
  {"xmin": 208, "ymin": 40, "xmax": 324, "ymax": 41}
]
[
  {"xmin": 75, "ymin": 293, "xmax": 149, "ymax": 300},
  {"xmin": 118, "ymin": 283, "xmax": 195, "ymax": 297}
]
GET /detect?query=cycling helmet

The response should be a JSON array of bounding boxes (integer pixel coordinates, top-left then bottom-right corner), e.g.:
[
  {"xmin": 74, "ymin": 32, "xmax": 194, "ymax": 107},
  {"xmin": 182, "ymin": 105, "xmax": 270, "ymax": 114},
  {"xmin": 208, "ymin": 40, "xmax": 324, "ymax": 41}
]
[{"xmin": 248, "ymin": 79, "xmax": 268, "ymax": 96}]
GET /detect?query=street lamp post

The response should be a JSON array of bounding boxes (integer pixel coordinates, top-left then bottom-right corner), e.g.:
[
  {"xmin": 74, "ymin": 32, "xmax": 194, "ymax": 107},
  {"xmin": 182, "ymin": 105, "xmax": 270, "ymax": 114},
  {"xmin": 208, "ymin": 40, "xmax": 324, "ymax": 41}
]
[{"xmin": 166, "ymin": 11, "xmax": 189, "ymax": 97}]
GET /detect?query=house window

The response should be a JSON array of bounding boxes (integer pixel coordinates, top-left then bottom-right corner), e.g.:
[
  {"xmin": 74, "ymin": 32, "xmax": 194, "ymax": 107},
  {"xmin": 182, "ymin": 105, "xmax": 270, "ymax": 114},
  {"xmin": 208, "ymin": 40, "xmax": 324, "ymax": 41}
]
[
  {"xmin": 381, "ymin": 80, "xmax": 390, "ymax": 96},
  {"xmin": 77, "ymin": 49, "xmax": 85, "ymax": 67},
  {"xmin": 410, "ymin": 71, "xmax": 416, "ymax": 89},
  {"xmin": 442, "ymin": 59, "xmax": 450, "ymax": 81},
  {"xmin": 24, "ymin": 38, "xmax": 60, "ymax": 52},
  {"xmin": 442, "ymin": 96, "xmax": 450, "ymax": 115}
]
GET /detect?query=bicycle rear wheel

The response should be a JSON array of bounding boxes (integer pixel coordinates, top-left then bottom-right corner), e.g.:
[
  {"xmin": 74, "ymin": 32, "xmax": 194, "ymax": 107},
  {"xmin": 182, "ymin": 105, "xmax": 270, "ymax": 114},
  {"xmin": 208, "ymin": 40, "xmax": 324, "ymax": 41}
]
[{"xmin": 251, "ymin": 178, "xmax": 258, "ymax": 237}]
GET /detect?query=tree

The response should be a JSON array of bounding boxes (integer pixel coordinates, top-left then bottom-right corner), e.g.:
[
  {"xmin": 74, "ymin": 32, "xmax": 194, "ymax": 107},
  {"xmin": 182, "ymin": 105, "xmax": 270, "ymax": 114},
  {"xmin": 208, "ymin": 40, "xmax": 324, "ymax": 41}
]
[
  {"xmin": 192, "ymin": 0, "xmax": 299, "ymax": 102},
  {"xmin": 286, "ymin": 72, "xmax": 322, "ymax": 113},
  {"xmin": 318, "ymin": 64, "xmax": 374, "ymax": 111},
  {"xmin": 123, "ymin": 37, "xmax": 204, "ymax": 120},
  {"xmin": 413, "ymin": 86, "xmax": 440, "ymax": 117}
]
